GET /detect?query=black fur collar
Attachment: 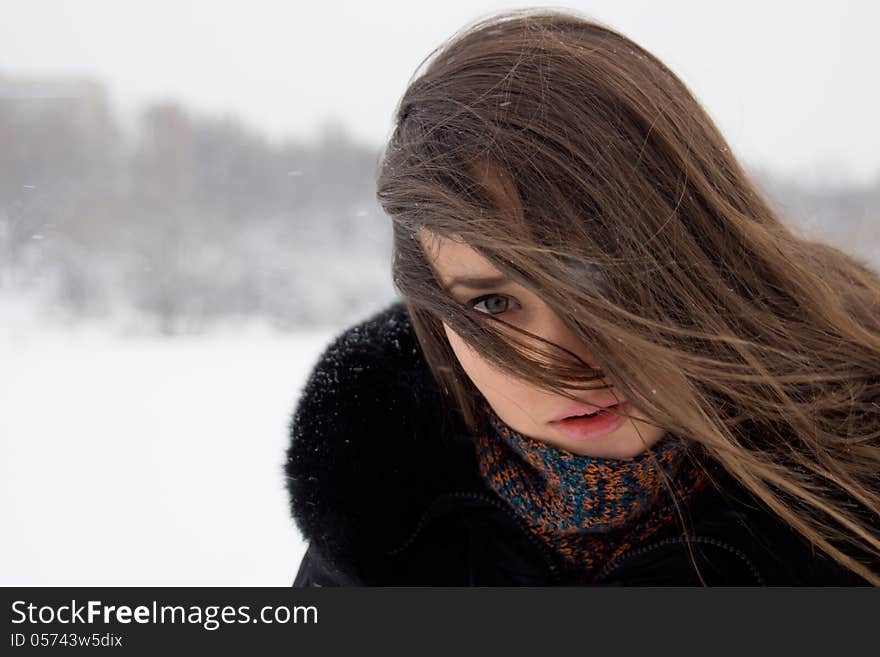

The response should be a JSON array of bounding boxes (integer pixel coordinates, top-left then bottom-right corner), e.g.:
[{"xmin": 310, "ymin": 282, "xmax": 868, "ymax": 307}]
[{"xmin": 284, "ymin": 300, "xmax": 487, "ymax": 573}]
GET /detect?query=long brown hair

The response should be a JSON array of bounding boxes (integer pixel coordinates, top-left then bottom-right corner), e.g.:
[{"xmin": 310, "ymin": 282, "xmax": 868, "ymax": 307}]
[{"xmin": 375, "ymin": 8, "xmax": 880, "ymax": 584}]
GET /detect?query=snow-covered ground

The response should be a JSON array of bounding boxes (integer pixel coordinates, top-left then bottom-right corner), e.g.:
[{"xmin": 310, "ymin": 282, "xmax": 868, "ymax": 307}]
[{"xmin": 0, "ymin": 298, "xmax": 336, "ymax": 585}]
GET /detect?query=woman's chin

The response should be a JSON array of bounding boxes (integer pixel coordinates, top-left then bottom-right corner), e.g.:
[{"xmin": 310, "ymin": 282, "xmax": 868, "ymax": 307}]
[{"xmin": 547, "ymin": 426, "xmax": 667, "ymax": 460}]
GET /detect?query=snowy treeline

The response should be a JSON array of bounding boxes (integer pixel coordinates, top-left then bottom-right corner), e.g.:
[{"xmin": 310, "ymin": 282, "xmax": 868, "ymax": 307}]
[{"xmin": 0, "ymin": 74, "xmax": 396, "ymax": 333}]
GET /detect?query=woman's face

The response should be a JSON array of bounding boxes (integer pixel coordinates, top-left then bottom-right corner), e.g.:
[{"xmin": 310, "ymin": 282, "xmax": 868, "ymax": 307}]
[{"xmin": 419, "ymin": 229, "xmax": 668, "ymax": 459}]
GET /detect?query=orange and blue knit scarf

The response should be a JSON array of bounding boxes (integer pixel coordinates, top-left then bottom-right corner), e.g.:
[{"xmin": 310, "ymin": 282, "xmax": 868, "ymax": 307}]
[{"xmin": 473, "ymin": 399, "xmax": 711, "ymax": 584}]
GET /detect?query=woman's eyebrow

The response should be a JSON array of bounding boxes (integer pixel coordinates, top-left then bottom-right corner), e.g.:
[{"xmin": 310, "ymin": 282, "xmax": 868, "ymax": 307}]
[{"xmin": 444, "ymin": 275, "xmax": 510, "ymax": 291}]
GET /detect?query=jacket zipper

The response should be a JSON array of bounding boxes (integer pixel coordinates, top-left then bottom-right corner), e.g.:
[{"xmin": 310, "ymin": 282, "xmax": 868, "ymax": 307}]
[
  {"xmin": 386, "ymin": 490, "xmax": 563, "ymax": 585},
  {"xmin": 592, "ymin": 534, "xmax": 766, "ymax": 585}
]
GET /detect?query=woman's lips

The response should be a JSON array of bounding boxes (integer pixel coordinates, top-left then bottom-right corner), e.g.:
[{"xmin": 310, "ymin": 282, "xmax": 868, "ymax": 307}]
[
  {"xmin": 550, "ymin": 396, "xmax": 627, "ymax": 423},
  {"xmin": 549, "ymin": 401, "xmax": 630, "ymax": 441}
]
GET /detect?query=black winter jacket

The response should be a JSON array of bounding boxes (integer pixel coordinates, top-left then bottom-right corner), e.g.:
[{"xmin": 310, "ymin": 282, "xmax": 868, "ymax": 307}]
[{"xmin": 284, "ymin": 301, "xmax": 873, "ymax": 586}]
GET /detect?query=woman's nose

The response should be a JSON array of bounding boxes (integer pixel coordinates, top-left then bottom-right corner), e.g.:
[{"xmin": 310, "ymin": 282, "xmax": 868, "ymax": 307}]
[{"xmin": 532, "ymin": 303, "xmax": 599, "ymax": 370}]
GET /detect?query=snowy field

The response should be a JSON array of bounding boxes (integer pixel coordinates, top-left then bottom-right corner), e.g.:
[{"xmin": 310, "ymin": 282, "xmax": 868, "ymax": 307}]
[{"xmin": 0, "ymin": 298, "xmax": 337, "ymax": 585}]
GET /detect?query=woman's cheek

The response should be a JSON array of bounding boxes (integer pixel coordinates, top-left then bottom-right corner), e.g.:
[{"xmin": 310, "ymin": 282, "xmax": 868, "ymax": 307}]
[
  {"xmin": 443, "ymin": 324, "xmax": 495, "ymax": 389},
  {"xmin": 444, "ymin": 323, "xmax": 476, "ymax": 374}
]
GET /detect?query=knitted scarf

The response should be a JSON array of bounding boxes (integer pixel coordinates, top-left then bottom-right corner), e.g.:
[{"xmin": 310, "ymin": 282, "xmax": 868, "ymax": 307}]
[{"xmin": 473, "ymin": 398, "xmax": 711, "ymax": 584}]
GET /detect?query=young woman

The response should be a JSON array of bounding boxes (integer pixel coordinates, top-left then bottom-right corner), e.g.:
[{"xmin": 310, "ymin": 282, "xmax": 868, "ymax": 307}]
[{"xmin": 285, "ymin": 8, "xmax": 880, "ymax": 586}]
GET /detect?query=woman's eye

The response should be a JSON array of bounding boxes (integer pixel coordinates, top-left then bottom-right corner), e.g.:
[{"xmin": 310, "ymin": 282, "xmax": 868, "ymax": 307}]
[{"xmin": 469, "ymin": 294, "xmax": 513, "ymax": 316}]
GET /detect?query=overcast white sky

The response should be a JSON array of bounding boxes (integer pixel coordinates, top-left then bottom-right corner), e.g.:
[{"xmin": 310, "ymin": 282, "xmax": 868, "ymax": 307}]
[{"xmin": 1, "ymin": 0, "xmax": 877, "ymax": 185}]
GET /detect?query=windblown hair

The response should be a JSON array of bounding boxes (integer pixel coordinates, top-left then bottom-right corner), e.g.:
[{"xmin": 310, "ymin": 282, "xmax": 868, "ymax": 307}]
[{"xmin": 375, "ymin": 8, "xmax": 880, "ymax": 584}]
